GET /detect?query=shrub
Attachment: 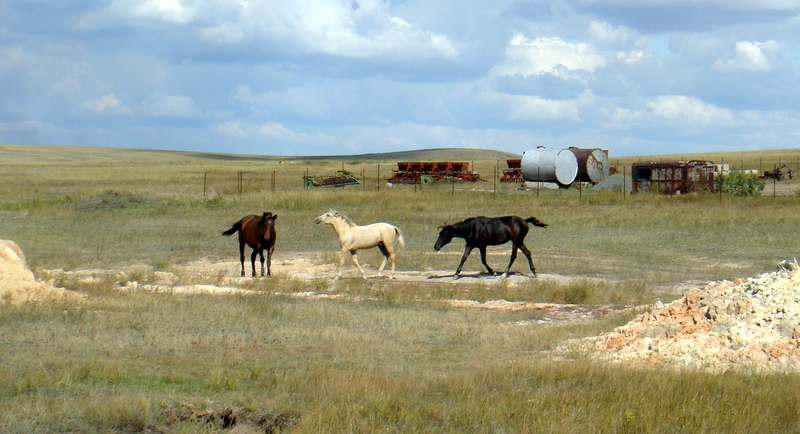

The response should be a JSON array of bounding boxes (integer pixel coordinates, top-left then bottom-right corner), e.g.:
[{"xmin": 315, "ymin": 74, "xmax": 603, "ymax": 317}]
[{"xmin": 714, "ymin": 172, "xmax": 765, "ymax": 197}]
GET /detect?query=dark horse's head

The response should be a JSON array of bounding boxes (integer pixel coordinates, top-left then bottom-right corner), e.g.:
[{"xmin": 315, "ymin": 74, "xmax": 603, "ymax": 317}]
[
  {"xmin": 433, "ymin": 225, "xmax": 454, "ymax": 251},
  {"xmin": 258, "ymin": 212, "xmax": 277, "ymax": 238}
]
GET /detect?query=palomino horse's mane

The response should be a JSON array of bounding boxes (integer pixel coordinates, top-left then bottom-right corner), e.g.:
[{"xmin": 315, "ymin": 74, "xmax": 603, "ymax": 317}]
[{"xmin": 329, "ymin": 209, "xmax": 356, "ymax": 227}]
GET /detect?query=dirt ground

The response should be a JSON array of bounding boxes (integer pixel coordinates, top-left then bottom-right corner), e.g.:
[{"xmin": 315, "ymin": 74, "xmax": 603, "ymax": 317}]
[
  {"xmin": 761, "ymin": 178, "xmax": 799, "ymax": 196},
  {"xmin": 58, "ymin": 252, "xmax": 648, "ymax": 326}
]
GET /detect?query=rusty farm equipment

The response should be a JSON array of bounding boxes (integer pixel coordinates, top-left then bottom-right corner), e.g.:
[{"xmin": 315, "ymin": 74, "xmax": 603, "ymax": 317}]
[
  {"xmin": 500, "ymin": 159, "xmax": 524, "ymax": 183},
  {"xmin": 387, "ymin": 162, "xmax": 484, "ymax": 185},
  {"xmin": 303, "ymin": 170, "xmax": 360, "ymax": 188},
  {"xmin": 762, "ymin": 163, "xmax": 794, "ymax": 181},
  {"xmin": 632, "ymin": 160, "xmax": 716, "ymax": 195}
]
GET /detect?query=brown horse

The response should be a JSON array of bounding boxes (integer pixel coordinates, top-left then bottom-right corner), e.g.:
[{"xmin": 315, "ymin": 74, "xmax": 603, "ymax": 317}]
[
  {"xmin": 222, "ymin": 212, "xmax": 277, "ymax": 277},
  {"xmin": 434, "ymin": 215, "xmax": 547, "ymax": 278}
]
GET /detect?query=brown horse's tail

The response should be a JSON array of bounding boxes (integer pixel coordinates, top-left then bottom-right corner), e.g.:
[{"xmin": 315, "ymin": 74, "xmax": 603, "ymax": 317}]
[
  {"xmin": 526, "ymin": 217, "xmax": 548, "ymax": 228},
  {"xmin": 222, "ymin": 220, "xmax": 241, "ymax": 237}
]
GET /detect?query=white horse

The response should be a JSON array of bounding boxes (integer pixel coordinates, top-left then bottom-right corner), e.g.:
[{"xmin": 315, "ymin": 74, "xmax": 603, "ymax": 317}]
[{"xmin": 314, "ymin": 209, "xmax": 405, "ymax": 279}]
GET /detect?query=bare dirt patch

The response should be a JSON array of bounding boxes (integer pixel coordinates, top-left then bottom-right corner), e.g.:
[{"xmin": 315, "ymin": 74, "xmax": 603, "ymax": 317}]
[{"xmin": 161, "ymin": 401, "xmax": 299, "ymax": 433}]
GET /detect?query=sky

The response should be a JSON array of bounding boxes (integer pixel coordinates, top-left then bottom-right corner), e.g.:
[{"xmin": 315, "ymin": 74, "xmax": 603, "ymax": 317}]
[{"xmin": 2, "ymin": 1, "xmax": 800, "ymax": 157}]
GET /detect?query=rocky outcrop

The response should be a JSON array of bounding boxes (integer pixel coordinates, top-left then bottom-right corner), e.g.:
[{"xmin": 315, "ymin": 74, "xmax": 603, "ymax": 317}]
[
  {"xmin": 584, "ymin": 260, "xmax": 800, "ymax": 372},
  {"xmin": 0, "ymin": 240, "xmax": 80, "ymax": 304}
]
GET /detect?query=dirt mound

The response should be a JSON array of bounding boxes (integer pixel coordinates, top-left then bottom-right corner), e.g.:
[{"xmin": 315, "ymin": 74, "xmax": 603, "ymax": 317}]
[
  {"xmin": 162, "ymin": 402, "xmax": 299, "ymax": 433},
  {"xmin": 581, "ymin": 259, "xmax": 800, "ymax": 372},
  {"xmin": 0, "ymin": 240, "xmax": 81, "ymax": 304}
]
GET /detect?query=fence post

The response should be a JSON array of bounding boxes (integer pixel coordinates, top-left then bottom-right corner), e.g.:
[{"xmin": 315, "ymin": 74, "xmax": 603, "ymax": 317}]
[
  {"xmin": 493, "ymin": 162, "xmax": 497, "ymax": 199},
  {"xmin": 203, "ymin": 172, "xmax": 207, "ymax": 197},
  {"xmin": 623, "ymin": 165, "xmax": 627, "ymax": 199}
]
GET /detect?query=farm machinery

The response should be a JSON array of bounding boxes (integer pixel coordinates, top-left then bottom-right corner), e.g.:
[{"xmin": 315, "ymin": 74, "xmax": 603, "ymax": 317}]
[
  {"xmin": 387, "ymin": 162, "xmax": 484, "ymax": 185},
  {"xmin": 500, "ymin": 159, "xmax": 524, "ymax": 183},
  {"xmin": 303, "ymin": 170, "xmax": 360, "ymax": 187},
  {"xmin": 762, "ymin": 163, "xmax": 794, "ymax": 181}
]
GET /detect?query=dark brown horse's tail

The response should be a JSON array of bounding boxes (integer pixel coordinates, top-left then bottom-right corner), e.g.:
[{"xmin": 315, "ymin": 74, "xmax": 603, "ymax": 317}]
[
  {"xmin": 221, "ymin": 220, "xmax": 241, "ymax": 237},
  {"xmin": 526, "ymin": 217, "xmax": 548, "ymax": 228}
]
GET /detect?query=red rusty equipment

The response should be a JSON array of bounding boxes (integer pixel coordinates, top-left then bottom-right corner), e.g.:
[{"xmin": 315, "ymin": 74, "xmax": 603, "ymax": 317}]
[
  {"xmin": 500, "ymin": 159, "xmax": 524, "ymax": 183},
  {"xmin": 387, "ymin": 161, "xmax": 484, "ymax": 184}
]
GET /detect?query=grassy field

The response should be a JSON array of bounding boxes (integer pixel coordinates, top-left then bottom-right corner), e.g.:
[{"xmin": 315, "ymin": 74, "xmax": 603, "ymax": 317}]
[{"xmin": 2, "ymin": 144, "xmax": 800, "ymax": 432}]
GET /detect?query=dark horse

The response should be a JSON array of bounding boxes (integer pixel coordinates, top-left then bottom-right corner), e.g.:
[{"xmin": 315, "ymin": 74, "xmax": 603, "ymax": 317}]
[
  {"xmin": 434, "ymin": 216, "xmax": 547, "ymax": 277},
  {"xmin": 222, "ymin": 212, "xmax": 277, "ymax": 277}
]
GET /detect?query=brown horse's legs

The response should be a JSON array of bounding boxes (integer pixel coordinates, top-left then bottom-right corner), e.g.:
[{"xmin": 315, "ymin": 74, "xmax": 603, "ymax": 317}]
[
  {"xmin": 266, "ymin": 246, "xmax": 273, "ymax": 276},
  {"xmin": 518, "ymin": 243, "xmax": 536, "ymax": 276},
  {"xmin": 250, "ymin": 249, "xmax": 260, "ymax": 277},
  {"xmin": 239, "ymin": 242, "xmax": 246, "ymax": 277},
  {"xmin": 454, "ymin": 246, "xmax": 473, "ymax": 276},
  {"xmin": 258, "ymin": 249, "xmax": 266, "ymax": 277}
]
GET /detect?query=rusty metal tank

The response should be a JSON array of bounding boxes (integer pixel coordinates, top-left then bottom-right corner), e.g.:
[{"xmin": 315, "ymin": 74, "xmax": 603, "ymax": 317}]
[
  {"xmin": 520, "ymin": 147, "xmax": 578, "ymax": 186},
  {"xmin": 569, "ymin": 147, "xmax": 610, "ymax": 184}
]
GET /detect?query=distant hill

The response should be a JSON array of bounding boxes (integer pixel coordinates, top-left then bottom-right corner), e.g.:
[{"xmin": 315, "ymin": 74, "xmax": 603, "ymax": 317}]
[
  {"xmin": 0, "ymin": 144, "xmax": 520, "ymax": 163},
  {"xmin": 293, "ymin": 148, "xmax": 520, "ymax": 161},
  {"xmin": 4, "ymin": 144, "xmax": 797, "ymax": 166}
]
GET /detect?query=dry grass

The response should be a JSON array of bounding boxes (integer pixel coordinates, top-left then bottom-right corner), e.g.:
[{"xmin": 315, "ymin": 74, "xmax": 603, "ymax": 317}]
[{"xmin": 2, "ymin": 144, "xmax": 800, "ymax": 431}]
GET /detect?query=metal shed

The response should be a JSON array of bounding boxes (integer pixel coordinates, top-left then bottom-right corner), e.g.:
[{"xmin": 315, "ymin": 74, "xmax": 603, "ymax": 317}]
[{"xmin": 632, "ymin": 160, "xmax": 716, "ymax": 195}]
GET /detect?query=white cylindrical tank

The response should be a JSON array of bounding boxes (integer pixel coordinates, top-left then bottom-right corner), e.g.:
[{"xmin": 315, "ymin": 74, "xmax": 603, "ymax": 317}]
[{"xmin": 521, "ymin": 147, "xmax": 579, "ymax": 186}]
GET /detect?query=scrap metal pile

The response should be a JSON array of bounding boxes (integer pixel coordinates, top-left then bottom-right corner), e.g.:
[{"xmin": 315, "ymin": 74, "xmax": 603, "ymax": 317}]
[{"xmin": 303, "ymin": 170, "xmax": 360, "ymax": 187}]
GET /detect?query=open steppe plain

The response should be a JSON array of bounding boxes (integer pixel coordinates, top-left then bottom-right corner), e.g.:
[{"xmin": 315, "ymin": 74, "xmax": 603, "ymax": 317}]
[{"xmin": 2, "ymin": 144, "xmax": 800, "ymax": 432}]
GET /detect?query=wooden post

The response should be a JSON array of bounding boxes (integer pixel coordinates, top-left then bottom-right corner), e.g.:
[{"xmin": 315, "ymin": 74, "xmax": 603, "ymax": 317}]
[
  {"xmin": 492, "ymin": 164, "xmax": 497, "ymax": 199},
  {"xmin": 203, "ymin": 172, "xmax": 207, "ymax": 197}
]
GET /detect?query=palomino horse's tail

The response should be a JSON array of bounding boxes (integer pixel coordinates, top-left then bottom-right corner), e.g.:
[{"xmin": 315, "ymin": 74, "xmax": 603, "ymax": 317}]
[
  {"xmin": 525, "ymin": 217, "xmax": 548, "ymax": 228},
  {"xmin": 221, "ymin": 220, "xmax": 242, "ymax": 237},
  {"xmin": 394, "ymin": 226, "xmax": 406, "ymax": 249}
]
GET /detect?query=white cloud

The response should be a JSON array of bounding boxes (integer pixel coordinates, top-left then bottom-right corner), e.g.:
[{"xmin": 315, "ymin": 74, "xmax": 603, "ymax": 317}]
[
  {"xmin": 647, "ymin": 95, "xmax": 735, "ymax": 125},
  {"xmin": 148, "ymin": 95, "xmax": 202, "ymax": 117},
  {"xmin": 580, "ymin": 0, "xmax": 800, "ymax": 11},
  {"xmin": 604, "ymin": 107, "xmax": 643, "ymax": 129},
  {"xmin": 80, "ymin": 94, "xmax": 133, "ymax": 115},
  {"xmin": 713, "ymin": 40, "xmax": 781, "ymax": 73},
  {"xmin": 111, "ymin": 0, "xmax": 195, "ymax": 24},
  {"xmin": 490, "ymin": 36, "xmax": 607, "ymax": 78},
  {"xmin": 192, "ymin": 0, "xmax": 458, "ymax": 60},
  {"xmin": 214, "ymin": 120, "xmax": 335, "ymax": 143},
  {"xmin": 215, "ymin": 121, "xmax": 246, "ymax": 138},
  {"xmin": 258, "ymin": 122, "xmax": 293, "ymax": 138},
  {"xmin": 488, "ymin": 91, "xmax": 595, "ymax": 121},
  {"xmin": 589, "ymin": 21, "xmax": 645, "ymax": 48}
]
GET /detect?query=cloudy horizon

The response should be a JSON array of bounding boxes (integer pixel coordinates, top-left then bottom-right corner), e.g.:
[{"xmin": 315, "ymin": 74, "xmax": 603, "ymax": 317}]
[{"xmin": 3, "ymin": 0, "xmax": 800, "ymax": 157}]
